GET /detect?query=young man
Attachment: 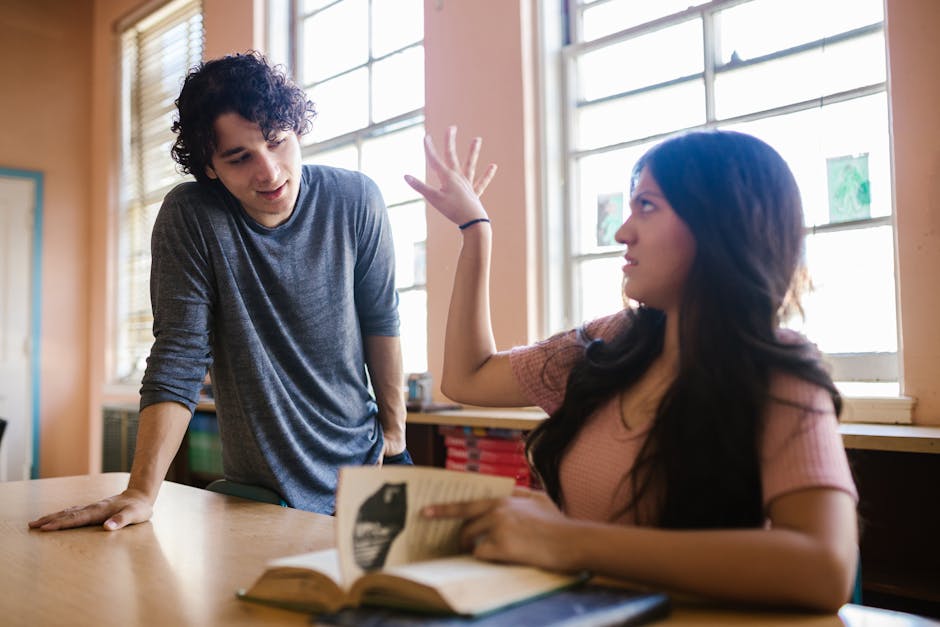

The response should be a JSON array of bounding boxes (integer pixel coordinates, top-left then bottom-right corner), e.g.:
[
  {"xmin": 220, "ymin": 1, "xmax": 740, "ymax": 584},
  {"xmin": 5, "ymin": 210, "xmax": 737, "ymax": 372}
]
[{"xmin": 30, "ymin": 52, "xmax": 408, "ymax": 530}]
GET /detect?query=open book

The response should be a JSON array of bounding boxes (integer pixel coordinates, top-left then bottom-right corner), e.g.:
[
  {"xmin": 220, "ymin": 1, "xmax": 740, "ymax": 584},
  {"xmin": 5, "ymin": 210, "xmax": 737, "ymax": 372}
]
[{"xmin": 237, "ymin": 466, "xmax": 581, "ymax": 616}]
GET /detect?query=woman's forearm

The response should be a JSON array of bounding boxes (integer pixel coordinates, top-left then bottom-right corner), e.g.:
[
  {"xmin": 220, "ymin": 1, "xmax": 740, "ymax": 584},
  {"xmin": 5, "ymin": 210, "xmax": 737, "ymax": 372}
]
[
  {"xmin": 559, "ymin": 519, "xmax": 855, "ymax": 611},
  {"xmin": 441, "ymin": 223, "xmax": 496, "ymax": 398}
]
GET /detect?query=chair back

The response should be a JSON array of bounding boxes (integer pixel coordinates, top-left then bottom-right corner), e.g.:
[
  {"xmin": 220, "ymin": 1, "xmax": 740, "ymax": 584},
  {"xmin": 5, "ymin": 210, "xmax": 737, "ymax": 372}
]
[
  {"xmin": 205, "ymin": 479, "xmax": 287, "ymax": 507},
  {"xmin": 0, "ymin": 417, "xmax": 7, "ymax": 446}
]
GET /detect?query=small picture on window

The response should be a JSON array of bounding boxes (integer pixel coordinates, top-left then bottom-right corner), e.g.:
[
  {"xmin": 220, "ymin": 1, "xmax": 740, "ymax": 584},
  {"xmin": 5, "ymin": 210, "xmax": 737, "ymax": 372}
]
[
  {"xmin": 826, "ymin": 153, "xmax": 871, "ymax": 223},
  {"xmin": 596, "ymin": 192, "xmax": 624, "ymax": 247}
]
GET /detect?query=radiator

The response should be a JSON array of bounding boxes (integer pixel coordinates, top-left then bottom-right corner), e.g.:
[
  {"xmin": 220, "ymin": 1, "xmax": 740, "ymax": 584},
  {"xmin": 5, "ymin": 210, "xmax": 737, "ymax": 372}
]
[{"xmin": 102, "ymin": 404, "xmax": 139, "ymax": 472}]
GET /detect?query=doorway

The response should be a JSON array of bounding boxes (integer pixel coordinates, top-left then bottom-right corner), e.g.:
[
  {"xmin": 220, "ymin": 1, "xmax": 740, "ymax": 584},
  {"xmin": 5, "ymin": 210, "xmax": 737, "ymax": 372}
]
[{"xmin": 0, "ymin": 168, "xmax": 43, "ymax": 481}]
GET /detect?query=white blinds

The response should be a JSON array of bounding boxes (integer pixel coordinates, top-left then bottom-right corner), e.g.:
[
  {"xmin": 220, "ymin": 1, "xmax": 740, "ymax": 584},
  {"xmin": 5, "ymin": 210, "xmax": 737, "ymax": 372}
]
[{"xmin": 117, "ymin": 0, "xmax": 203, "ymax": 382}]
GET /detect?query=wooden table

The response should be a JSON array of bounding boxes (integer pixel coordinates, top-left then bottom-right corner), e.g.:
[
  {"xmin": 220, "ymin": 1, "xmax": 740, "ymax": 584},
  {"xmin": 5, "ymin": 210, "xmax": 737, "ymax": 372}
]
[{"xmin": 2, "ymin": 474, "xmax": 937, "ymax": 627}]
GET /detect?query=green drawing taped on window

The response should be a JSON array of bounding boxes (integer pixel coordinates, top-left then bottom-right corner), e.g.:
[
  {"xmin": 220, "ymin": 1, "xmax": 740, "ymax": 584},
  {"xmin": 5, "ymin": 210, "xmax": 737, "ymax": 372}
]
[
  {"xmin": 826, "ymin": 153, "xmax": 871, "ymax": 223},
  {"xmin": 596, "ymin": 192, "xmax": 624, "ymax": 247}
]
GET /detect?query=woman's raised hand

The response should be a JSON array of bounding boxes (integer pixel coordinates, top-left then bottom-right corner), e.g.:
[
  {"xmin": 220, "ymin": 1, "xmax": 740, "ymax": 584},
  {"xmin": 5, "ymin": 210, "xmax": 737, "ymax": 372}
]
[{"xmin": 404, "ymin": 126, "xmax": 497, "ymax": 227}]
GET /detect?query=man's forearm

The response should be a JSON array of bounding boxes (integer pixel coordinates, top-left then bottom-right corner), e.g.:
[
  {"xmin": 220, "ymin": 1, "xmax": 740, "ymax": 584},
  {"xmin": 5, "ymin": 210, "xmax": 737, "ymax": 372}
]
[
  {"xmin": 126, "ymin": 401, "xmax": 192, "ymax": 501},
  {"xmin": 363, "ymin": 335, "xmax": 407, "ymax": 449}
]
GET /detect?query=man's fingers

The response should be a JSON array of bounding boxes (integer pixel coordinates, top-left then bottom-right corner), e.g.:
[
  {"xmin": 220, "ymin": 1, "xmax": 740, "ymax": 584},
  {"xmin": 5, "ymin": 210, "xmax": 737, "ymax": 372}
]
[
  {"xmin": 29, "ymin": 495, "xmax": 152, "ymax": 532},
  {"xmin": 33, "ymin": 506, "xmax": 101, "ymax": 531}
]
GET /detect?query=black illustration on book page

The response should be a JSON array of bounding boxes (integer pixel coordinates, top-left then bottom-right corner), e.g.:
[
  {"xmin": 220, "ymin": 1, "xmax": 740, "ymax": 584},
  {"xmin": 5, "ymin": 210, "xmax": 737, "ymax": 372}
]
[{"xmin": 352, "ymin": 482, "xmax": 407, "ymax": 570}]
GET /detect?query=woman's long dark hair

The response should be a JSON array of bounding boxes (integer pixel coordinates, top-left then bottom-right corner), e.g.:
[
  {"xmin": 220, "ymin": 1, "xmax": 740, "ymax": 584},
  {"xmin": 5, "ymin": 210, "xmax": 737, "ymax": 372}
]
[{"xmin": 527, "ymin": 130, "xmax": 841, "ymax": 529}]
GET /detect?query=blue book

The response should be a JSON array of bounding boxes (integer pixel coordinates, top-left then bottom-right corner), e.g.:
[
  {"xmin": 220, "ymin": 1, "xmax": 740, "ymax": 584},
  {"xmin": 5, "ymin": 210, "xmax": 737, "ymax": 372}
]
[{"xmin": 313, "ymin": 584, "xmax": 670, "ymax": 627}]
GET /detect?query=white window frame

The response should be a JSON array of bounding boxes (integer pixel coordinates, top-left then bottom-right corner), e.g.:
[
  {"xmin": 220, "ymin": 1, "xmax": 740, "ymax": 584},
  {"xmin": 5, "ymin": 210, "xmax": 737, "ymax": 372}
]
[
  {"xmin": 550, "ymin": 0, "xmax": 899, "ymax": 386},
  {"xmin": 272, "ymin": 0, "xmax": 428, "ymax": 374}
]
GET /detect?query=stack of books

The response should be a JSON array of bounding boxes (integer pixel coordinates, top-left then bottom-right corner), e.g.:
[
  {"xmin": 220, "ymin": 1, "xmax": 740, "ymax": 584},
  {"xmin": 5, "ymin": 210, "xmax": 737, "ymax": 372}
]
[{"xmin": 439, "ymin": 425, "xmax": 532, "ymax": 487}]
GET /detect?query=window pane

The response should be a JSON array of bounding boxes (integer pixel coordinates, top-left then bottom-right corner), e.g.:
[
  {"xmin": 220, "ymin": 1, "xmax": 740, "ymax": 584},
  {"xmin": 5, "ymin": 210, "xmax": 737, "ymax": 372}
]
[
  {"xmin": 577, "ymin": 257, "xmax": 626, "ymax": 323},
  {"xmin": 577, "ymin": 18, "xmax": 702, "ymax": 101},
  {"xmin": 303, "ymin": 0, "xmax": 335, "ymax": 12},
  {"xmin": 140, "ymin": 112, "xmax": 182, "ymax": 193},
  {"xmin": 267, "ymin": 0, "xmax": 291, "ymax": 70},
  {"xmin": 302, "ymin": 0, "xmax": 368, "ymax": 84},
  {"xmin": 307, "ymin": 68, "xmax": 369, "ymax": 142},
  {"xmin": 575, "ymin": 140, "xmax": 657, "ymax": 255},
  {"xmin": 722, "ymin": 94, "xmax": 891, "ymax": 228},
  {"xmin": 581, "ymin": 0, "xmax": 709, "ymax": 42},
  {"xmin": 388, "ymin": 200, "xmax": 427, "ymax": 289},
  {"xmin": 372, "ymin": 0, "xmax": 423, "ymax": 57},
  {"xmin": 360, "ymin": 125, "xmax": 425, "ymax": 206},
  {"xmin": 577, "ymin": 79, "xmax": 704, "ymax": 150},
  {"xmin": 372, "ymin": 46, "xmax": 424, "ymax": 122},
  {"xmin": 303, "ymin": 144, "xmax": 359, "ymax": 170},
  {"xmin": 398, "ymin": 289, "xmax": 428, "ymax": 374},
  {"xmin": 788, "ymin": 226, "xmax": 897, "ymax": 354},
  {"xmin": 717, "ymin": 0, "xmax": 884, "ymax": 64},
  {"xmin": 714, "ymin": 33, "xmax": 886, "ymax": 119},
  {"xmin": 118, "ymin": 0, "xmax": 202, "ymax": 382}
]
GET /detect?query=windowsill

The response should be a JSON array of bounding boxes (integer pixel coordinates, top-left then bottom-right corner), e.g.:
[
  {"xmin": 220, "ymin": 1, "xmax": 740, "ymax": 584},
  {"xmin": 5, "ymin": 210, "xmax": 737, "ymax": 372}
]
[
  {"xmin": 841, "ymin": 395, "xmax": 915, "ymax": 424},
  {"xmin": 407, "ymin": 397, "xmax": 938, "ymax": 454}
]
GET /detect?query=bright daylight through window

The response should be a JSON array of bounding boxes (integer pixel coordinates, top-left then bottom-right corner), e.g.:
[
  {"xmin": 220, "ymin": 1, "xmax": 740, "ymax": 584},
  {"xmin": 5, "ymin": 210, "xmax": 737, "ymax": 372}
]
[
  {"xmin": 558, "ymin": 0, "xmax": 896, "ymax": 392},
  {"xmin": 270, "ymin": 0, "xmax": 428, "ymax": 374},
  {"xmin": 116, "ymin": 0, "xmax": 204, "ymax": 384}
]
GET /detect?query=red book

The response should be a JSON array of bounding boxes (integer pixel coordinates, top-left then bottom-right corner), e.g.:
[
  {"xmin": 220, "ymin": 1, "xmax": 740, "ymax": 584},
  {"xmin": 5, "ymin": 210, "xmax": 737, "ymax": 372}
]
[
  {"xmin": 443, "ymin": 435, "xmax": 525, "ymax": 453},
  {"xmin": 437, "ymin": 425, "xmax": 526, "ymax": 440},
  {"xmin": 446, "ymin": 446, "xmax": 528, "ymax": 466},
  {"xmin": 445, "ymin": 459, "xmax": 530, "ymax": 485}
]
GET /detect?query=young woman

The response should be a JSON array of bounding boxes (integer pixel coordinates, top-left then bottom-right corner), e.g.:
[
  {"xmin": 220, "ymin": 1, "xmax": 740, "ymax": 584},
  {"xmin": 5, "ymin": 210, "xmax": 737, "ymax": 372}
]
[{"xmin": 403, "ymin": 127, "xmax": 858, "ymax": 612}]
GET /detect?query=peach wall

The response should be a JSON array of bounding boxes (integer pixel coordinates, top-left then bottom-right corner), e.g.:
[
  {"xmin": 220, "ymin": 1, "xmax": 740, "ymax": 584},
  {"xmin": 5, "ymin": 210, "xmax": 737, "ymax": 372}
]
[
  {"xmin": 423, "ymin": 0, "xmax": 540, "ymax": 401},
  {"xmin": 88, "ymin": 0, "xmax": 159, "ymax": 477},
  {"xmin": 0, "ymin": 1, "xmax": 94, "ymax": 477},
  {"xmin": 886, "ymin": 0, "xmax": 940, "ymax": 425},
  {"xmin": 203, "ymin": 0, "xmax": 264, "ymax": 59}
]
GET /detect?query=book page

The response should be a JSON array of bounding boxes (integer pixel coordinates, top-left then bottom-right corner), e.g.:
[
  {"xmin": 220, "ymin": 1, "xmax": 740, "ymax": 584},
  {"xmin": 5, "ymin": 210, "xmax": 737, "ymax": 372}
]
[
  {"xmin": 267, "ymin": 548, "xmax": 344, "ymax": 588},
  {"xmin": 335, "ymin": 466, "xmax": 514, "ymax": 583},
  {"xmin": 375, "ymin": 555, "xmax": 579, "ymax": 616},
  {"xmin": 239, "ymin": 548, "xmax": 349, "ymax": 612}
]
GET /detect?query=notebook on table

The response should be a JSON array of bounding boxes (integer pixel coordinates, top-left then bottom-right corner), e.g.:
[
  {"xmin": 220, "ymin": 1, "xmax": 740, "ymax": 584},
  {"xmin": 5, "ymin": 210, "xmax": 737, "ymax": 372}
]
[{"xmin": 312, "ymin": 583, "xmax": 670, "ymax": 627}]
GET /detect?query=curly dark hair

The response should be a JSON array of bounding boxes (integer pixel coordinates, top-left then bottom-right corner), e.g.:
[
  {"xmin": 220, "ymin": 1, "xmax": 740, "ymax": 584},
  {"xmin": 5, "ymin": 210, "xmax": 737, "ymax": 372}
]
[{"xmin": 170, "ymin": 51, "xmax": 316, "ymax": 183}]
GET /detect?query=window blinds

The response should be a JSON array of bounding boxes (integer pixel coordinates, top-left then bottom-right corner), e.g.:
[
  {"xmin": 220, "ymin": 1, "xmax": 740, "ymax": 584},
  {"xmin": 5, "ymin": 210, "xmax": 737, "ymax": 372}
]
[{"xmin": 117, "ymin": 0, "xmax": 203, "ymax": 382}]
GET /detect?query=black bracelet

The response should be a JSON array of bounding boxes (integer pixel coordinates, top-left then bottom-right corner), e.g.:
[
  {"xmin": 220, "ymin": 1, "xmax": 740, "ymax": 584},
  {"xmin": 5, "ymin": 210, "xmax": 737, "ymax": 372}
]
[{"xmin": 458, "ymin": 217, "xmax": 491, "ymax": 230}]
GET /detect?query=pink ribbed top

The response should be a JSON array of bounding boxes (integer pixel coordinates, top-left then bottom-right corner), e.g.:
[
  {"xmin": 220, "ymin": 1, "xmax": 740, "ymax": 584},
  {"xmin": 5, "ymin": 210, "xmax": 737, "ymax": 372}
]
[{"xmin": 509, "ymin": 313, "xmax": 858, "ymax": 524}]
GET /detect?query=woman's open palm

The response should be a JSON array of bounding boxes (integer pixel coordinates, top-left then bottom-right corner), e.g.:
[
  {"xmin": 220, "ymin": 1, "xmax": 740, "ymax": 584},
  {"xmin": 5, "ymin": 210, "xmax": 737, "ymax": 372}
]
[{"xmin": 404, "ymin": 126, "xmax": 497, "ymax": 225}]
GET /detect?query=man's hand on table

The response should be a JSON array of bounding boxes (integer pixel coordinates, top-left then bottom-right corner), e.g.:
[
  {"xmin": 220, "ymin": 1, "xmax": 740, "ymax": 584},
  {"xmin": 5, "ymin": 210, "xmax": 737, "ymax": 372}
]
[{"xmin": 28, "ymin": 488, "xmax": 154, "ymax": 531}]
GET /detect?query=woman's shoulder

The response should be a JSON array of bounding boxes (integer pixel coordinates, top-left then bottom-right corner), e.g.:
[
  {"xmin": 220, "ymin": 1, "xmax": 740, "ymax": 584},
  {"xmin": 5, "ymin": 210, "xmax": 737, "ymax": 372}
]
[
  {"xmin": 582, "ymin": 310, "xmax": 631, "ymax": 342},
  {"xmin": 767, "ymin": 370, "xmax": 835, "ymax": 415},
  {"xmin": 767, "ymin": 328, "xmax": 834, "ymax": 413}
]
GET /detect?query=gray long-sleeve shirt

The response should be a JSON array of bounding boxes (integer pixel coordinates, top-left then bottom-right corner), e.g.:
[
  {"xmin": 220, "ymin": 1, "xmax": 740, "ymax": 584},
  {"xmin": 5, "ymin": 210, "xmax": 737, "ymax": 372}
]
[{"xmin": 140, "ymin": 165, "xmax": 400, "ymax": 513}]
